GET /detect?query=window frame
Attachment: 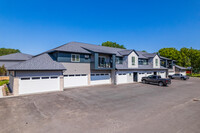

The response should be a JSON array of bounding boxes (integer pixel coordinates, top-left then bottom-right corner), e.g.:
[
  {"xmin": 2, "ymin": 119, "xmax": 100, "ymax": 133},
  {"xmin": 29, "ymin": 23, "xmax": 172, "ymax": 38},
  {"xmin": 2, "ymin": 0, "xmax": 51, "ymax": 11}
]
[
  {"xmin": 71, "ymin": 54, "xmax": 80, "ymax": 62},
  {"xmin": 155, "ymin": 59, "xmax": 158, "ymax": 66},
  {"xmin": 132, "ymin": 56, "xmax": 135, "ymax": 65}
]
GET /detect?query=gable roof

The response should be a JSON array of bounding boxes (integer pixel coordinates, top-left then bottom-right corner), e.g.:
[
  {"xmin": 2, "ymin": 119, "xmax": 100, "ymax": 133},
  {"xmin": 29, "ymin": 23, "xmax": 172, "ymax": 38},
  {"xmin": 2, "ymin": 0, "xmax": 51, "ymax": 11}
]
[
  {"xmin": 136, "ymin": 51, "xmax": 158, "ymax": 59},
  {"xmin": 0, "ymin": 53, "xmax": 32, "ymax": 61},
  {"xmin": 7, "ymin": 53, "xmax": 66, "ymax": 71}
]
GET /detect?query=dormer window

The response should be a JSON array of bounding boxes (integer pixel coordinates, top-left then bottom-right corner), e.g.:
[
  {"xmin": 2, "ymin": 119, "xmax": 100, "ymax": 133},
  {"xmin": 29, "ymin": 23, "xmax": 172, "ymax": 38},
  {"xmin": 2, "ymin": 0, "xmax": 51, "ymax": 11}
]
[
  {"xmin": 156, "ymin": 59, "xmax": 158, "ymax": 66},
  {"xmin": 132, "ymin": 56, "xmax": 135, "ymax": 65}
]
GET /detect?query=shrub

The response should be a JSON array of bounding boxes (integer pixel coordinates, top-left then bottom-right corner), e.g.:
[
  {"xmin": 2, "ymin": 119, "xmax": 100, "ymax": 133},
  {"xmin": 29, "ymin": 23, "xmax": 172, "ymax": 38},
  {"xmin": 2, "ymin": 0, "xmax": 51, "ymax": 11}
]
[
  {"xmin": 0, "ymin": 65, "xmax": 7, "ymax": 76},
  {"xmin": 0, "ymin": 80, "xmax": 9, "ymax": 86}
]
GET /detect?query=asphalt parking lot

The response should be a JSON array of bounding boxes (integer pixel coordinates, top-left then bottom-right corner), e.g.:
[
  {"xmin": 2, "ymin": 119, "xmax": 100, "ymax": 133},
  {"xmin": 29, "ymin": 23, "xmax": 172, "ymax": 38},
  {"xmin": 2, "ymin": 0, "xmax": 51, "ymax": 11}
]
[{"xmin": 0, "ymin": 78, "xmax": 200, "ymax": 133}]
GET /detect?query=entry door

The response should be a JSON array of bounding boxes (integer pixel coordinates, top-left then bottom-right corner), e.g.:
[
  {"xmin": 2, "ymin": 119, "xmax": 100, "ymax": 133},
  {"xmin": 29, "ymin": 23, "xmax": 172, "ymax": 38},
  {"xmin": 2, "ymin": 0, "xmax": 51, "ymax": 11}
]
[
  {"xmin": 133, "ymin": 72, "xmax": 137, "ymax": 82},
  {"xmin": 154, "ymin": 72, "xmax": 157, "ymax": 75}
]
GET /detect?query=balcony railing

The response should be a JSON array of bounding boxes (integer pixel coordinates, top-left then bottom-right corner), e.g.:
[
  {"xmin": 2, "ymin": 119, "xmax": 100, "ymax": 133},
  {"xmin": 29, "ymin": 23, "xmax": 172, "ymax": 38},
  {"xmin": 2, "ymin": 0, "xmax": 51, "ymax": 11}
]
[{"xmin": 98, "ymin": 62, "xmax": 112, "ymax": 68}]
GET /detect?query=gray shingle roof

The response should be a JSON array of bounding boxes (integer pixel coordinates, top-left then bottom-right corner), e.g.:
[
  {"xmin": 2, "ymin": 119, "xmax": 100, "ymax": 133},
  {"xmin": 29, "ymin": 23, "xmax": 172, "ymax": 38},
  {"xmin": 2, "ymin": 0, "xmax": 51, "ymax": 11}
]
[
  {"xmin": 136, "ymin": 51, "xmax": 158, "ymax": 59},
  {"xmin": 118, "ymin": 50, "xmax": 133, "ymax": 56},
  {"xmin": 0, "ymin": 53, "xmax": 32, "ymax": 61},
  {"xmin": 39, "ymin": 42, "xmax": 134, "ymax": 57},
  {"xmin": 160, "ymin": 56, "xmax": 172, "ymax": 60},
  {"xmin": 175, "ymin": 65, "xmax": 188, "ymax": 70},
  {"xmin": 7, "ymin": 53, "xmax": 66, "ymax": 71},
  {"xmin": 136, "ymin": 51, "xmax": 148, "ymax": 59}
]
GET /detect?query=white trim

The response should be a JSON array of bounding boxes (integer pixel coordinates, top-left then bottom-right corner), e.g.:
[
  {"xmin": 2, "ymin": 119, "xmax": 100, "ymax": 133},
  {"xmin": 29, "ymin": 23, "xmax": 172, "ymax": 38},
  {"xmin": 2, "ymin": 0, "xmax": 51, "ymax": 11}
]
[{"xmin": 71, "ymin": 54, "xmax": 80, "ymax": 62}]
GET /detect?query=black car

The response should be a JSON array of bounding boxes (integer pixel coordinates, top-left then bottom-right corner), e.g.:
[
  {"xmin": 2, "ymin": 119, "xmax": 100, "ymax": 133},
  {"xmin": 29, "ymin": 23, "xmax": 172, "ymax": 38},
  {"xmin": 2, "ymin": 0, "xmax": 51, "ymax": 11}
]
[
  {"xmin": 168, "ymin": 74, "xmax": 189, "ymax": 80},
  {"xmin": 142, "ymin": 75, "xmax": 171, "ymax": 86}
]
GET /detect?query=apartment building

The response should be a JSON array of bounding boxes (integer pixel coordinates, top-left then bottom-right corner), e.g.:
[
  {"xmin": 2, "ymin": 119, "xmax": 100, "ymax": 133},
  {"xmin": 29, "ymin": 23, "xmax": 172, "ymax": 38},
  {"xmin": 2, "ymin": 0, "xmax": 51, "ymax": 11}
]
[{"xmin": 8, "ymin": 42, "xmax": 168, "ymax": 95}]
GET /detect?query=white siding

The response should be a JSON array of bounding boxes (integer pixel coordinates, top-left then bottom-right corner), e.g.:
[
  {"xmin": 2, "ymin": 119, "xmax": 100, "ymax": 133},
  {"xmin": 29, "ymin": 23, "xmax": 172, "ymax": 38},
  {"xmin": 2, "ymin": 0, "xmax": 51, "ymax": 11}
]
[
  {"xmin": 128, "ymin": 51, "xmax": 138, "ymax": 68},
  {"xmin": 153, "ymin": 55, "xmax": 160, "ymax": 68},
  {"xmin": 180, "ymin": 71, "xmax": 186, "ymax": 75}
]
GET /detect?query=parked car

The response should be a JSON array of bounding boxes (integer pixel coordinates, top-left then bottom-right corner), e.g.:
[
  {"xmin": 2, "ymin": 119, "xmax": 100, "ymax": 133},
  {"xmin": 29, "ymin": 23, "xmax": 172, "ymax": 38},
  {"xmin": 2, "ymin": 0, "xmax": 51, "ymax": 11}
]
[
  {"xmin": 142, "ymin": 75, "xmax": 171, "ymax": 86},
  {"xmin": 168, "ymin": 74, "xmax": 189, "ymax": 80}
]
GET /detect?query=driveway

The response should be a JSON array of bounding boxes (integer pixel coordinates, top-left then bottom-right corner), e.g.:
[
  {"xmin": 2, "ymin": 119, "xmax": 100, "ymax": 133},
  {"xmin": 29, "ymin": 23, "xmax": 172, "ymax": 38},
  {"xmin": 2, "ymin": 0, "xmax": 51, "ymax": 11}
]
[{"xmin": 0, "ymin": 78, "xmax": 200, "ymax": 133}]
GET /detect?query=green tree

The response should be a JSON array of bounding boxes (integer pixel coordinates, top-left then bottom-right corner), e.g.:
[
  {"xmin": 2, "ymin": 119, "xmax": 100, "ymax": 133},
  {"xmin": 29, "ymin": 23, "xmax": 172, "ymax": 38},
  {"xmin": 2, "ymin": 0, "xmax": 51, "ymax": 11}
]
[
  {"xmin": 158, "ymin": 47, "xmax": 200, "ymax": 73},
  {"xmin": 0, "ymin": 48, "xmax": 20, "ymax": 56},
  {"xmin": 158, "ymin": 48, "xmax": 182, "ymax": 66},
  {"xmin": 0, "ymin": 65, "xmax": 7, "ymax": 76},
  {"xmin": 179, "ymin": 48, "xmax": 191, "ymax": 67},
  {"xmin": 102, "ymin": 41, "xmax": 126, "ymax": 49}
]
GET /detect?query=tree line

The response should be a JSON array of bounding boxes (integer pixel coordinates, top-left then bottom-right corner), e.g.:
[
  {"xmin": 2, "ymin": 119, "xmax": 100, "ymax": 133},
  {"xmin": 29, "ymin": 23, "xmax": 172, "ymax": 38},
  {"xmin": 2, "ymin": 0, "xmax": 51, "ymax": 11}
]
[
  {"xmin": 158, "ymin": 48, "xmax": 200, "ymax": 73},
  {"xmin": 0, "ymin": 48, "xmax": 20, "ymax": 75},
  {"xmin": 0, "ymin": 48, "xmax": 20, "ymax": 56}
]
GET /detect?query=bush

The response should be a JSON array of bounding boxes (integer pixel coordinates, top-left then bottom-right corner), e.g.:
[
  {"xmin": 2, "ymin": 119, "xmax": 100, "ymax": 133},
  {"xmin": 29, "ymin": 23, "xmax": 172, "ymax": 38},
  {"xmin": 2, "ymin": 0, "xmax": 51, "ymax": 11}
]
[
  {"xmin": 0, "ymin": 80, "xmax": 9, "ymax": 86},
  {"xmin": 187, "ymin": 73, "xmax": 200, "ymax": 77},
  {"xmin": 0, "ymin": 65, "xmax": 7, "ymax": 76}
]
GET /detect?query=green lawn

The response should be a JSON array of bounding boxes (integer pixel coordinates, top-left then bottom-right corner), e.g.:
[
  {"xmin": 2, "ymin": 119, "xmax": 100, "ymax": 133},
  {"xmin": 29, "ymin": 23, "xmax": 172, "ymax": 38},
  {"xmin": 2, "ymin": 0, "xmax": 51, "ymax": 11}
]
[
  {"xmin": 187, "ymin": 73, "xmax": 200, "ymax": 77},
  {"xmin": 0, "ymin": 80, "xmax": 9, "ymax": 86}
]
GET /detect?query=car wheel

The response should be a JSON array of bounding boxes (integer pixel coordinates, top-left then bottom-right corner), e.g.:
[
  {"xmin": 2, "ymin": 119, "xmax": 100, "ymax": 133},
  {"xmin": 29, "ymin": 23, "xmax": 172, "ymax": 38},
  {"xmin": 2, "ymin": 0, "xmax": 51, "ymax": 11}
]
[
  {"xmin": 158, "ymin": 82, "xmax": 164, "ymax": 86},
  {"xmin": 142, "ymin": 80, "xmax": 146, "ymax": 84}
]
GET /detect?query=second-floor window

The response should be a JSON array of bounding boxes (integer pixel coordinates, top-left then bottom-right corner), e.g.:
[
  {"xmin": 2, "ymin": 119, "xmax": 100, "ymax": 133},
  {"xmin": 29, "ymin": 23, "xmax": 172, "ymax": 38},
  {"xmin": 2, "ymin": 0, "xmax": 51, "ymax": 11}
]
[
  {"xmin": 139, "ymin": 59, "xmax": 148, "ymax": 65},
  {"xmin": 71, "ymin": 54, "xmax": 80, "ymax": 62},
  {"xmin": 155, "ymin": 59, "xmax": 158, "ymax": 66},
  {"xmin": 132, "ymin": 56, "xmax": 135, "ymax": 65},
  {"xmin": 116, "ymin": 57, "xmax": 123, "ymax": 64}
]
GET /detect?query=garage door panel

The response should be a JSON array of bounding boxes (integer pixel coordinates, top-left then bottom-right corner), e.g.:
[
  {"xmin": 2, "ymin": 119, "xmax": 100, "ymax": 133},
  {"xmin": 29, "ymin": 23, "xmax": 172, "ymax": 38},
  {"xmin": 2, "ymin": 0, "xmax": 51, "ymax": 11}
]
[
  {"xmin": 116, "ymin": 74, "xmax": 127, "ymax": 84},
  {"xmin": 138, "ymin": 73, "xmax": 146, "ymax": 82},
  {"xmin": 19, "ymin": 77, "xmax": 60, "ymax": 95},
  {"xmin": 64, "ymin": 75, "xmax": 88, "ymax": 88},
  {"xmin": 90, "ymin": 74, "xmax": 111, "ymax": 85}
]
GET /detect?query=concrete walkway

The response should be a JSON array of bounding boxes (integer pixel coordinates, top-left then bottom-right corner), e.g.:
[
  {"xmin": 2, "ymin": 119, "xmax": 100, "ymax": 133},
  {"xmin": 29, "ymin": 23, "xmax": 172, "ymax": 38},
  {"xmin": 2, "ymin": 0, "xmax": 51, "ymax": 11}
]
[{"xmin": 0, "ymin": 86, "xmax": 3, "ymax": 97}]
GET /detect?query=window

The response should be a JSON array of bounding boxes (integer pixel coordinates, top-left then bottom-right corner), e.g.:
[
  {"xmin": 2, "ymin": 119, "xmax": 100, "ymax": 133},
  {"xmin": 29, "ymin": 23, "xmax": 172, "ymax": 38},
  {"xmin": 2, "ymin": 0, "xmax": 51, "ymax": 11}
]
[
  {"xmin": 32, "ymin": 77, "xmax": 40, "ymax": 80},
  {"xmin": 51, "ymin": 77, "xmax": 58, "ymax": 79},
  {"xmin": 42, "ymin": 77, "xmax": 49, "ymax": 79},
  {"xmin": 21, "ymin": 77, "xmax": 30, "ymax": 80},
  {"xmin": 155, "ymin": 59, "xmax": 158, "ymax": 66},
  {"xmin": 98, "ymin": 56, "xmax": 106, "ymax": 67},
  {"xmin": 139, "ymin": 59, "xmax": 148, "ymax": 65},
  {"xmin": 71, "ymin": 54, "xmax": 80, "ymax": 62},
  {"xmin": 116, "ymin": 57, "xmax": 123, "ymax": 64},
  {"xmin": 132, "ymin": 56, "xmax": 135, "ymax": 65}
]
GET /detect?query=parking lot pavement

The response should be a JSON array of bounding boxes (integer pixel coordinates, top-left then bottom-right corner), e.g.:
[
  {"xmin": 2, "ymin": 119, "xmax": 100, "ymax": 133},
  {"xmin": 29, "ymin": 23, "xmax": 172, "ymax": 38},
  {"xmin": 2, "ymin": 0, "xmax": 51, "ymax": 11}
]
[{"xmin": 0, "ymin": 78, "xmax": 200, "ymax": 133}]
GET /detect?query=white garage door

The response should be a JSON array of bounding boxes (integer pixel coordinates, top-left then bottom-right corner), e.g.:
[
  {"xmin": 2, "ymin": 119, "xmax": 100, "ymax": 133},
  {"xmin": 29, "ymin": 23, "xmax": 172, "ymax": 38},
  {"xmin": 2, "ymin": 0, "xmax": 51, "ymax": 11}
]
[
  {"xmin": 90, "ymin": 73, "xmax": 111, "ymax": 85},
  {"xmin": 64, "ymin": 74, "xmax": 88, "ymax": 88},
  {"xmin": 138, "ymin": 73, "xmax": 146, "ymax": 82},
  {"xmin": 158, "ymin": 72, "xmax": 166, "ymax": 78},
  {"xmin": 19, "ymin": 76, "xmax": 60, "ymax": 95},
  {"xmin": 116, "ymin": 73, "xmax": 127, "ymax": 84}
]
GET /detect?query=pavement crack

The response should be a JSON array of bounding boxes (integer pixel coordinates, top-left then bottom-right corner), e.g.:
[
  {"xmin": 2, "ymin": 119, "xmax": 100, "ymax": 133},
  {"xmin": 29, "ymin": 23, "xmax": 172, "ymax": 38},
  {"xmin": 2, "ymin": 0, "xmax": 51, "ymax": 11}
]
[{"xmin": 32, "ymin": 101, "xmax": 49, "ymax": 119}]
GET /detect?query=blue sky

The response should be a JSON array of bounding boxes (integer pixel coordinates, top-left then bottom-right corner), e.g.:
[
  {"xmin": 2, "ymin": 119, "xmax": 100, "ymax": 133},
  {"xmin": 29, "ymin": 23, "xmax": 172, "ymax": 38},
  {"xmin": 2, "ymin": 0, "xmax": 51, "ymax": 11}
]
[{"xmin": 0, "ymin": 0, "xmax": 200, "ymax": 55}]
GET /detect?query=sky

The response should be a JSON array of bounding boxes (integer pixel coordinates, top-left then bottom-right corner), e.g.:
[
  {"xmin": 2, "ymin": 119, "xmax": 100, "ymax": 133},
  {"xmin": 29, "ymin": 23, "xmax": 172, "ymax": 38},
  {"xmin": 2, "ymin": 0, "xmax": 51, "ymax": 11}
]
[{"xmin": 0, "ymin": 0, "xmax": 200, "ymax": 55}]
